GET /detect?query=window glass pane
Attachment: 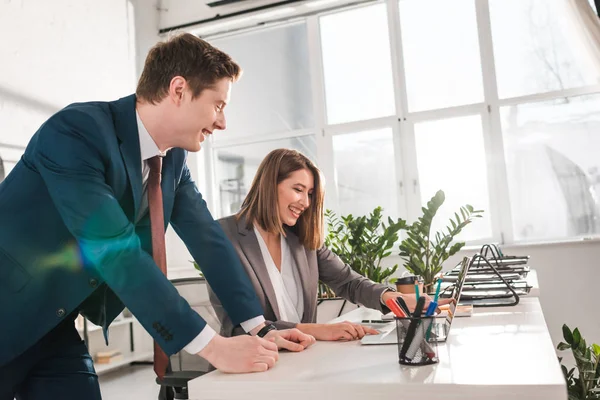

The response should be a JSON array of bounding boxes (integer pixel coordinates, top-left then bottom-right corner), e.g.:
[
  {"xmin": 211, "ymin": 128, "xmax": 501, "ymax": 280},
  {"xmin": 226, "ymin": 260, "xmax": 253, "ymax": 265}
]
[
  {"xmin": 210, "ymin": 23, "xmax": 314, "ymax": 140},
  {"xmin": 414, "ymin": 115, "xmax": 492, "ymax": 241},
  {"xmin": 332, "ymin": 128, "xmax": 398, "ymax": 218},
  {"xmin": 320, "ymin": 4, "xmax": 396, "ymax": 125},
  {"xmin": 490, "ymin": 0, "xmax": 600, "ymax": 99},
  {"xmin": 214, "ymin": 136, "xmax": 316, "ymax": 218},
  {"xmin": 399, "ymin": 0, "xmax": 484, "ymax": 111},
  {"xmin": 500, "ymin": 94, "xmax": 600, "ymax": 241}
]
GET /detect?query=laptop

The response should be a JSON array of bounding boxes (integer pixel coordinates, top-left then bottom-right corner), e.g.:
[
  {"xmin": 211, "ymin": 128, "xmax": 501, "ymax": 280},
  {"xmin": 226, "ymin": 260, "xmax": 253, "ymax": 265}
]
[{"xmin": 360, "ymin": 256, "xmax": 471, "ymax": 345}]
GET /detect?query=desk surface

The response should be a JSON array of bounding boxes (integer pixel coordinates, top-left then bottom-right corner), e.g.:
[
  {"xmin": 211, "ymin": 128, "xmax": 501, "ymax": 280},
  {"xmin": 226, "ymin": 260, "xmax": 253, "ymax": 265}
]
[{"xmin": 189, "ymin": 297, "xmax": 565, "ymax": 400}]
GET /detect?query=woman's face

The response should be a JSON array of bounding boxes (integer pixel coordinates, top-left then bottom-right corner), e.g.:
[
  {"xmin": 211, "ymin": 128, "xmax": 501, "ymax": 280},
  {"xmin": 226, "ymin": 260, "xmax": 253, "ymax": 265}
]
[{"xmin": 277, "ymin": 168, "xmax": 314, "ymax": 227}]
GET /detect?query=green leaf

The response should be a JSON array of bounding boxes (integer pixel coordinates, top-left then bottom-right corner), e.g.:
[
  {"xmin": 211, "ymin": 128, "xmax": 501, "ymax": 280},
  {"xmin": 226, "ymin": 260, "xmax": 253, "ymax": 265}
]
[
  {"xmin": 573, "ymin": 328, "xmax": 582, "ymax": 348},
  {"xmin": 558, "ymin": 342, "xmax": 571, "ymax": 351},
  {"xmin": 592, "ymin": 344, "xmax": 600, "ymax": 357},
  {"xmin": 563, "ymin": 324, "xmax": 574, "ymax": 345}
]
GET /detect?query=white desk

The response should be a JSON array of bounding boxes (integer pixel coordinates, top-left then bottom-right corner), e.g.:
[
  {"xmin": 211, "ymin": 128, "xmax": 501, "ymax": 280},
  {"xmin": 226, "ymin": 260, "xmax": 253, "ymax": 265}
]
[
  {"xmin": 526, "ymin": 268, "xmax": 540, "ymax": 297},
  {"xmin": 189, "ymin": 297, "xmax": 566, "ymax": 400}
]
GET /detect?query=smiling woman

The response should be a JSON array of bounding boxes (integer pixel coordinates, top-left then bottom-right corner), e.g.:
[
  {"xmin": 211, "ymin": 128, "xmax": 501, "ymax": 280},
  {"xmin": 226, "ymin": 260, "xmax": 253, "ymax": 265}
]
[{"xmin": 207, "ymin": 148, "xmax": 446, "ymax": 343}]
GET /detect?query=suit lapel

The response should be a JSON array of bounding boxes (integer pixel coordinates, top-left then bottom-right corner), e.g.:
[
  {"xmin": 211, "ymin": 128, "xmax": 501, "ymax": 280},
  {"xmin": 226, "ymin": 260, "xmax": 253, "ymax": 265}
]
[
  {"xmin": 236, "ymin": 217, "xmax": 282, "ymax": 321},
  {"xmin": 111, "ymin": 95, "xmax": 143, "ymax": 220},
  {"xmin": 284, "ymin": 229, "xmax": 315, "ymax": 322}
]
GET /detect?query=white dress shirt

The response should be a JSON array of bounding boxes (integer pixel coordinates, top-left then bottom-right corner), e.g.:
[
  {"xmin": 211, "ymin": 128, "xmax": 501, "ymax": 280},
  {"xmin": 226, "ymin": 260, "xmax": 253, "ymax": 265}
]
[
  {"xmin": 135, "ymin": 112, "xmax": 265, "ymax": 354},
  {"xmin": 254, "ymin": 226, "xmax": 304, "ymax": 323}
]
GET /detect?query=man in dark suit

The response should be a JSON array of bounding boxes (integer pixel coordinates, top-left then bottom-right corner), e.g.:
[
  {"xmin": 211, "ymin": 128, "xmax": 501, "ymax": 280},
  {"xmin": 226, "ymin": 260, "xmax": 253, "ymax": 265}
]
[{"xmin": 0, "ymin": 33, "xmax": 313, "ymax": 400}]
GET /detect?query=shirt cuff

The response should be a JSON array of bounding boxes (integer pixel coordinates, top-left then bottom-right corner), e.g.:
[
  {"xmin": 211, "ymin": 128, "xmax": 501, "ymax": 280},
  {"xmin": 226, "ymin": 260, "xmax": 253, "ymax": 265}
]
[
  {"xmin": 240, "ymin": 316, "xmax": 266, "ymax": 333},
  {"xmin": 380, "ymin": 286, "xmax": 397, "ymax": 305},
  {"xmin": 183, "ymin": 325, "xmax": 217, "ymax": 355}
]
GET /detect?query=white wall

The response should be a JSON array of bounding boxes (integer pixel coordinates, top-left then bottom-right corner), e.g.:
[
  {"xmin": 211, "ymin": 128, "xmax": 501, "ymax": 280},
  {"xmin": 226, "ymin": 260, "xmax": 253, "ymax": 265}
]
[{"xmin": 0, "ymin": 0, "xmax": 137, "ymax": 148}]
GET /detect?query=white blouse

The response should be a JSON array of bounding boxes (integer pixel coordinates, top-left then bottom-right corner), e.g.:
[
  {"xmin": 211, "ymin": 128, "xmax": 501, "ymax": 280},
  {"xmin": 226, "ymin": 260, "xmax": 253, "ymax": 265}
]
[{"xmin": 253, "ymin": 226, "xmax": 304, "ymax": 323}]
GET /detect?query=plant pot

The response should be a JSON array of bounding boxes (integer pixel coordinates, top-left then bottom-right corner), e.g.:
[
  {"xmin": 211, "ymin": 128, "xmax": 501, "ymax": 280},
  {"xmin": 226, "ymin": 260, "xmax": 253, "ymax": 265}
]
[{"xmin": 424, "ymin": 283, "xmax": 437, "ymax": 295}]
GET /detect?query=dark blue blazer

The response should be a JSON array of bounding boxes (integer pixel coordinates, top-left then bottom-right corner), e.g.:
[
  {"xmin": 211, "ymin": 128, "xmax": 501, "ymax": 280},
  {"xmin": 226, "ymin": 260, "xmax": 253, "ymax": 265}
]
[{"xmin": 0, "ymin": 94, "xmax": 263, "ymax": 367}]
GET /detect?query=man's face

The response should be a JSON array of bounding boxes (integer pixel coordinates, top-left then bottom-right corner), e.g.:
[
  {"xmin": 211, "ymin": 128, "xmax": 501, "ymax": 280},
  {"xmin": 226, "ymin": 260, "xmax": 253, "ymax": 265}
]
[{"xmin": 175, "ymin": 77, "xmax": 231, "ymax": 152}]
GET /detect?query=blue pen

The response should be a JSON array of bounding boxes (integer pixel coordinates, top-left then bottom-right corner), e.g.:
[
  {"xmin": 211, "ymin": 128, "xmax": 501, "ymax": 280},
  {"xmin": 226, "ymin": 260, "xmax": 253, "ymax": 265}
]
[
  {"xmin": 425, "ymin": 279, "xmax": 443, "ymax": 317},
  {"xmin": 424, "ymin": 279, "xmax": 443, "ymax": 340},
  {"xmin": 414, "ymin": 279, "xmax": 420, "ymax": 301},
  {"xmin": 433, "ymin": 278, "xmax": 442, "ymax": 303}
]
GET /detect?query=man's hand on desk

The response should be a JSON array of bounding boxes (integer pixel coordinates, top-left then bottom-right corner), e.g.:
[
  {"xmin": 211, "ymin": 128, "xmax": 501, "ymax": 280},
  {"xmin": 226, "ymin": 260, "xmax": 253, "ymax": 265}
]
[
  {"xmin": 382, "ymin": 291, "xmax": 455, "ymax": 314},
  {"xmin": 197, "ymin": 334, "xmax": 279, "ymax": 373},
  {"xmin": 296, "ymin": 322, "xmax": 379, "ymax": 341},
  {"xmin": 264, "ymin": 328, "xmax": 316, "ymax": 351},
  {"xmin": 248, "ymin": 323, "xmax": 315, "ymax": 352}
]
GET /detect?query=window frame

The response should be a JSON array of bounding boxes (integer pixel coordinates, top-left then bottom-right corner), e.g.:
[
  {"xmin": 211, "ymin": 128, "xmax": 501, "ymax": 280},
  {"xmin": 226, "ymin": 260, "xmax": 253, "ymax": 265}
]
[{"xmin": 197, "ymin": 0, "xmax": 600, "ymax": 246}]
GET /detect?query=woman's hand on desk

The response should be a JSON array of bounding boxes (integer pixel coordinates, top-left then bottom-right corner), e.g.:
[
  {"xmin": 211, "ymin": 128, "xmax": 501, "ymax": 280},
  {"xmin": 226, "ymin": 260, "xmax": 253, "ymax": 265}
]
[
  {"xmin": 382, "ymin": 292, "xmax": 455, "ymax": 314},
  {"xmin": 296, "ymin": 322, "xmax": 379, "ymax": 341},
  {"xmin": 264, "ymin": 328, "xmax": 316, "ymax": 351},
  {"xmin": 197, "ymin": 334, "xmax": 279, "ymax": 373}
]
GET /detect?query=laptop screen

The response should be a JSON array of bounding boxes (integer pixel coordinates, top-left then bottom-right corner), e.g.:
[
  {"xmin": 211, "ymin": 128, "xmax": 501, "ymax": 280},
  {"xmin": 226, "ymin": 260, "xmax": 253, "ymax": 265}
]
[{"xmin": 444, "ymin": 256, "xmax": 471, "ymax": 327}]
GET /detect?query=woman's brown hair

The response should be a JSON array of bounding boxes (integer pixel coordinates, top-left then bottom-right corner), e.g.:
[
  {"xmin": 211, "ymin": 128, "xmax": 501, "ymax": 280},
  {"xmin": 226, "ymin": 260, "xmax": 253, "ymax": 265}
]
[{"xmin": 238, "ymin": 149, "xmax": 325, "ymax": 250}]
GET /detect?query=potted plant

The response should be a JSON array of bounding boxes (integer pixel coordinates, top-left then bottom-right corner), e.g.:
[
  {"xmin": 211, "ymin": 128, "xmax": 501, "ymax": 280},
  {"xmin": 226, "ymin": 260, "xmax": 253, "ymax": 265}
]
[
  {"xmin": 322, "ymin": 206, "xmax": 407, "ymax": 298},
  {"xmin": 398, "ymin": 190, "xmax": 484, "ymax": 294},
  {"xmin": 557, "ymin": 324, "xmax": 600, "ymax": 399}
]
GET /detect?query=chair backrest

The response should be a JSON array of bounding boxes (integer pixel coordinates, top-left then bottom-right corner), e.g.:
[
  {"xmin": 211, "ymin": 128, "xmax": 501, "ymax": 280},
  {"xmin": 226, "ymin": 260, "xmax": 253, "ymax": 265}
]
[{"xmin": 170, "ymin": 277, "xmax": 220, "ymax": 372}]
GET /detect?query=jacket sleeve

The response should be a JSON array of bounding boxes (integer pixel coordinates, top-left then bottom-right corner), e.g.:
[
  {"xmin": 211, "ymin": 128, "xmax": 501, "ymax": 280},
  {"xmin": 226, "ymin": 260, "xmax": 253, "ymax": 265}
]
[
  {"xmin": 170, "ymin": 165, "xmax": 264, "ymax": 327},
  {"xmin": 207, "ymin": 281, "xmax": 291, "ymax": 337},
  {"xmin": 317, "ymin": 246, "xmax": 389, "ymax": 312},
  {"xmin": 35, "ymin": 109, "xmax": 204, "ymax": 356}
]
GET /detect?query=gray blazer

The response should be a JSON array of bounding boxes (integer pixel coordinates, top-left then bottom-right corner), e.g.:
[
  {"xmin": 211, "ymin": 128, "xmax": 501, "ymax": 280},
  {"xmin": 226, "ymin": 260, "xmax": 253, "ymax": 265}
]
[{"xmin": 208, "ymin": 215, "xmax": 390, "ymax": 337}]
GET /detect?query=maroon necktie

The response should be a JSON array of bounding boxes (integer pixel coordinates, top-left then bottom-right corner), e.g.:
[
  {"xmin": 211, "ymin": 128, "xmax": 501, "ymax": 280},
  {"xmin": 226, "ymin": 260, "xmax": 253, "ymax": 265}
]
[{"xmin": 148, "ymin": 156, "xmax": 169, "ymax": 380}]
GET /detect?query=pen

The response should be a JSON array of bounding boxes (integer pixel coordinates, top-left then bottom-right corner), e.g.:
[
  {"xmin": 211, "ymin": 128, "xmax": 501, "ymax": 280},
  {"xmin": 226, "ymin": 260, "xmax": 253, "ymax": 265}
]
[
  {"xmin": 395, "ymin": 296, "xmax": 411, "ymax": 317},
  {"xmin": 405, "ymin": 318, "xmax": 433, "ymax": 360},
  {"xmin": 425, "ymin": 278, "xmax": 443, "ymax": 317},
  {"xmin": 399, "ymin": 296, "xmax": 426, "ymax": 359},
  {"xmin": 424, "ymin": 278, "xmax": 444, "ymax": 340},
  {"xmin": 433, "ymin": 278, "xmax": 442, "ymax": 303},
  {"xmin": 412, "ymin": 295, "xmax": 426, "ymax": 318},
  {"xmin": 414, "ymin": 279, "xmax": 420, "ymax": 301},
  {"xmin": 385, "ymin": 298, "xmax": 408, "ymax": 318}
]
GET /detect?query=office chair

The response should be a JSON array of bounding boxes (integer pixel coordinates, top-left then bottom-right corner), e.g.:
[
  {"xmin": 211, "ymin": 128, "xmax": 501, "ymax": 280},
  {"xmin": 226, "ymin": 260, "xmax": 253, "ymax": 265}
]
[{"xmin": 156, "ymin": 277, "xmax": 220, "ymax": 400}]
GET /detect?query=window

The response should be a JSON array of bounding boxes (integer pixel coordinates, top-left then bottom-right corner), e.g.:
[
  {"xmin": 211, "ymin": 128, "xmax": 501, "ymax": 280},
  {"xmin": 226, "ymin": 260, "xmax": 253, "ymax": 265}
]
[
  {"xmin": 489, "ymin": 0, "xmax": 600, "ymax": 99},
  {"xmin": 199, "ymin": 0, "xmax": 600, "ymax": 245},
  {"xmin": 213, "ymin": 136, "xmax": 316, "ymax": 218},
  {"xmin": 210, "ymin": 23, "xmax": 314, "ymax": 140},
  {"xmin": 414, "ymin": 115, "xmax": 493, "ymax": 241},
  {"xmin": 500, "ymin": 94, "xmax": 600, "ymax": 241},
  {"xmin": 320, "ymin": 3, "xmax": 396, "ymax": 125},
  {"xmin": 399, "ymin": 0, "xmax": 484, "ymax": 112},
  {"xmin": 331, "ymin": 128, "xmax": 398, "ymax": 218}
]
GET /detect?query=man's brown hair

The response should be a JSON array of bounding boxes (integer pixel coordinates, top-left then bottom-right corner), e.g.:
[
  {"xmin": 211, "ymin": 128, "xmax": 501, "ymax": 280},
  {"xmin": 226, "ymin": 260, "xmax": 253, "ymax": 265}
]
[
  {"xmin": 238, "ymin": 149, "xmax": 325, "ymax": 250},
  {"xmin": 136, "ymin": 33, "xmax": 241, "ymax": 104}
]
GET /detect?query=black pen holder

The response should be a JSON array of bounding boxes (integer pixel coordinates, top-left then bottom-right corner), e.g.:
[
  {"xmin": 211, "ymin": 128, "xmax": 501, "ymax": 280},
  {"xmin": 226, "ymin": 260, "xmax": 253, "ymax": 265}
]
[{"xmin": 395, "ymin": 316, "xmax": 439, "ymax": 366}]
